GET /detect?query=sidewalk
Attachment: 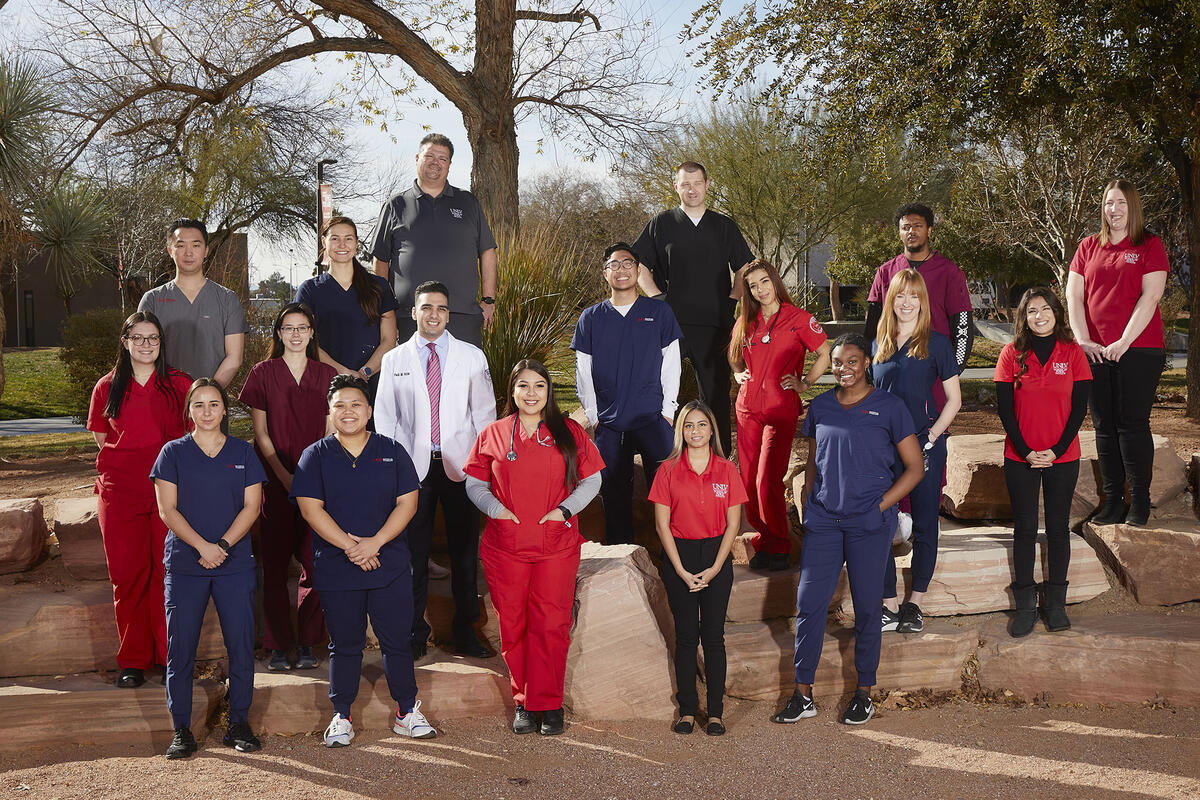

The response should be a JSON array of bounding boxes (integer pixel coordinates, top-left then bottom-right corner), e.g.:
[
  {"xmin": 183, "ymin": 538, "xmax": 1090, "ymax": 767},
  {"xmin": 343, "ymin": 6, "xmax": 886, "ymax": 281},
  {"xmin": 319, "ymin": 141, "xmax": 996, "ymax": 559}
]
[{"xmin": 0, "ymin": 417, "xmax": 86, "ymax": 437}]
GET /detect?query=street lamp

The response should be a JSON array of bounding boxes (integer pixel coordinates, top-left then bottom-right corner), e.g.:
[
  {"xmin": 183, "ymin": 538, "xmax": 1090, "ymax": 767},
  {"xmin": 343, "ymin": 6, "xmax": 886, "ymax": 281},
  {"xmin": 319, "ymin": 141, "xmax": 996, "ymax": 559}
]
[{"xmin": 316, "ymin": 158, "xmax": 338, "ymax": 263}]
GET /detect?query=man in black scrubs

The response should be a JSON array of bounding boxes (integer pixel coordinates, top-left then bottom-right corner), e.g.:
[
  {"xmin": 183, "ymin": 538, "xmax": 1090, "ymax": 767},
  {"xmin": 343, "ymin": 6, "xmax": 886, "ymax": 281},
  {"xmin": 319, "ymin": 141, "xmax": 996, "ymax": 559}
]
[{"xmin": 633, "ymin": 161, "xmax": 754, "ymax": 452}]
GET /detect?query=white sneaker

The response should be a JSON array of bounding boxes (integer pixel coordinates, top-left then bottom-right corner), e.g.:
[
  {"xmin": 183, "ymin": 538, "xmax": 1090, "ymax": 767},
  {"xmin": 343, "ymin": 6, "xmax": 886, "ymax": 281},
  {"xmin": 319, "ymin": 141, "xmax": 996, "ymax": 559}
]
[
  {"xmin": 323, "ymin": 713, "xmax": 355, "ymax": 748},
  {"xmin": 393, "ymin": 699, "xmax": 437, "ymax": 738}
]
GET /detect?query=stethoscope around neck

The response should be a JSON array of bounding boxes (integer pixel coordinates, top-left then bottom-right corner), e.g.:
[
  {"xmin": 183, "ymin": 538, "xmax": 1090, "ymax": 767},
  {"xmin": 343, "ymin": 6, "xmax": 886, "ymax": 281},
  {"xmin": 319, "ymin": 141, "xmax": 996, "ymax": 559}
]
[{"xmin": 507, "ymin": 415, "xmax": 552, "ymax": 461}]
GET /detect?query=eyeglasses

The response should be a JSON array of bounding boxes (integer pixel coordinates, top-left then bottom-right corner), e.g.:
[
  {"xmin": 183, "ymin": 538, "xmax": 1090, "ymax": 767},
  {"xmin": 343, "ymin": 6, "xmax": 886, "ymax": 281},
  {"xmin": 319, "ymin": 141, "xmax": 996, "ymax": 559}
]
[
  {"xmin": 604, "ymin": 258, "xmax": 637, "ymax": 271},
  {"xmin": 125, "ymin": 334, "xmax": 161, "ymax": 346},
  {"xmin": 281, "ymin": 325, "xmax": 312, "ymax": 335}
]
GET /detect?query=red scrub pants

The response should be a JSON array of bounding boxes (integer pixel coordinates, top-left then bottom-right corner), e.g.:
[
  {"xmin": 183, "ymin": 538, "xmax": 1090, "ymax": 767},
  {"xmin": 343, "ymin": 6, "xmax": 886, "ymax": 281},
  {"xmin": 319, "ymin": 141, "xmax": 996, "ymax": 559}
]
[
  {"xmin": 736, "ymin": 410, "xmax": 797, "ymax": 555},
  {"xmin": 481, "ymin": 538, "xmax": 581, "ymax": 712},
  {"xmin": 97, "ymin": 486, "xmax": 168, "ymax": 669},
  {"xmin": 260, "ymin": 481, "xmax": 324, "ymax": 651}
]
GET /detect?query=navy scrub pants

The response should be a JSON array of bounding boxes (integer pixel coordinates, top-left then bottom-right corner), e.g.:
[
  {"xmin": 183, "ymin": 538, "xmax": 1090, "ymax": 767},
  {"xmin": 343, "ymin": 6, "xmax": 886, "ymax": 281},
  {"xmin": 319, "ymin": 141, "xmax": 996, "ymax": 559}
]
[
  {"xmin": 595, "ymin": 417, "xmax": 674, "ymax": 545},
  {"xmin": 884, "ymin": 433, "xmax": 946, "ymax": 598},
  {"xmin": 165, "ymin": 568, "xmax": 257, "ymax": 730},
  {"xmin": 321, "ymin": 568, "xmax": 418, "ymax": 717},
  {"xmin": 793, "ymin": 504, "xmax": 895, "ymax": 687}
]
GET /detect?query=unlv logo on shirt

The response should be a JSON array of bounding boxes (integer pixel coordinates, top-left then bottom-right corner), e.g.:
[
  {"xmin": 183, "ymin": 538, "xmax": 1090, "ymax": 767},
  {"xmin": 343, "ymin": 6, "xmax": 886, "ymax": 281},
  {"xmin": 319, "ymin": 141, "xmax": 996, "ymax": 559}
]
[
  {"xmin": 809, "ymin": 317, "xmax": 824, "ymax": 335},
  {"xmin": 1052, "ymin": 362, "xmax": 1069, "ymax": 375},
  {"xmin": 712, "ymin": 483, "xmax": 728, "ymax": 498},
  {"xmin": 450, "ymin": 208, "xmax": 464, "ymax": 219},
  {"xmin": 1124, "ymin": 252, "xmax": 1140, "ymax": 264}
]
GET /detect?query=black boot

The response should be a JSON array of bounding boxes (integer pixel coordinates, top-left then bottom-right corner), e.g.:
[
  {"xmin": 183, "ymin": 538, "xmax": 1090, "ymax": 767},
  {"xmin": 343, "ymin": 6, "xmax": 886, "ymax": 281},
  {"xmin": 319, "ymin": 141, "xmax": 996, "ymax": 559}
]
[
  {"xmin": 1091, "ymin": 495, "xmax": 1128, "ymax": 525},
  {"xmin": 1126, "ymin": 495, "xmax": 1152, "ymax": 526},
  {"xmin": 1009, "ymin": 583, "xmax": 1038, "ymax": 638},
  {"xmin": 1041, "ymin": 582, "xmax": 1071, "ymax": 632}
]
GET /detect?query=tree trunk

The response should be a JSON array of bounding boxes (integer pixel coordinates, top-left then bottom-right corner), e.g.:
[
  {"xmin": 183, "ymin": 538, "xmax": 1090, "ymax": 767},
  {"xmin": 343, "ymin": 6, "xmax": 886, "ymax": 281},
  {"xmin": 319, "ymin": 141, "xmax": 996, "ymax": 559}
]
[
  {"xmin": 829, "ymin": 280, "xmax": 843, "ymax": 321},
  {"xmin": 0, "ymin": 301, "xmax": 6, "ymax": 399},
  {"xmin": 1184, "ymin": 165, "xmax": 1200, "ymax": 420},
  {"xmin": 468, "ymin": 0, "xmax": 520, "ymax": 241}
]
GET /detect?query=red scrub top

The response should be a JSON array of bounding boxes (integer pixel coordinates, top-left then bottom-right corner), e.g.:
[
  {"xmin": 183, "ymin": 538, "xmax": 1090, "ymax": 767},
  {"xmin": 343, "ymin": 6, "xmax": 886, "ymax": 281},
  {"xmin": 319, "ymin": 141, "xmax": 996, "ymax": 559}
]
[
  {"xmin": 648, "ymin": 453, "xmax": 748, "ymax": 540},
  {"xmin": 238, "ymin": 357, "xmax": 337, "ymax": 475},
  {"xmin": 736, "ymin": 302, "xmax": 827, "ymax": 421},
  {"xmin": 464, "ymin": 415, "xmax": 604, "ymax": 558},
  {"xmin": 994, "ymin": 339, "xmax": 1091, "ymax": 463},
  {"xmin": 87, "ymin": 369, "xmax": 193, "ymax": 495},
  {"xmin": 1069, "ymin": 233, "xmax": 1169, "ymax": 349}
]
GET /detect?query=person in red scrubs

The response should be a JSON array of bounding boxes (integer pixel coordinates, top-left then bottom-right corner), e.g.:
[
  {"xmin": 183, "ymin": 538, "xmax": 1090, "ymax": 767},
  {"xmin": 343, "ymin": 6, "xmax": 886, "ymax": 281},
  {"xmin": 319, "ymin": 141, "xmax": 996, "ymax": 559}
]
[
  {"xmin": 730, "ymin": 259, "xmax": 829, "ymax": 571},
  {"xmin": 87, "ymin": 311, "xmax": 193, "ymax": 688},
  {"xmin": 238, "ymin": 303, "xmax": 337, "ymax": 671},
  {"xmin": 1066, "ymin": 180, "xmax": 1169, "ymax": 527},
  {"xmin": 649, "ymin": 400, "xmax": 747, "ymax": 737},
  {"xmin": 995, "ymin": 288, "xmax": 1091, "ymax": 636},
  {"xmin": 463, "ymin": 359, "xmax": 604, "ymax": 736}
]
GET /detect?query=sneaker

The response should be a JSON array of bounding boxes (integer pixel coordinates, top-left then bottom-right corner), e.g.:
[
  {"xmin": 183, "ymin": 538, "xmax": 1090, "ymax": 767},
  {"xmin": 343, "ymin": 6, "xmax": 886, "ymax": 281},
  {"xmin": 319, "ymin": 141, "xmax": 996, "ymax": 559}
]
[
  {"xmin": 897, "ymin": 602, "xmax": 924, "ymax": 633},
  {"xmin": 512, "ymin": 704, "xmax": 538, "ymax": 735},
  {"xmin": 295, "ymin": 646, "xmax": 318, "ymax": 670},
  {"xmin": 538, "ymin": 708, "xmax": 565, "ymax": 736},
  {"xmin": 117, "ymin": 667, "xmax": 146, "ymax": 688},
  {"xmin": 223, "ymin": 721, "xmax": 262, "ymax": 752},
  {"xmin": 771, "ymin": 690, "xmax": 817, "ymax": 723},
  {"xmin": 748, "ymin": 551, "xmax": 772, "ymax": 570},
  {"xmin": 393, "ymin": 699, "xmax": 437, "ymax": 739},
  {"xmin": 267, "ymin": 650, "xmax": 292, "ymax": 671},
  {"xmin": 881, "ymin": 606, "xmax": 901, "ymax": 632},
  {"xmin": 165, "ymin": 726, "xmax": 198, "ymax": 759},
  {"xmin": 323, "ymin": 713, "xmax": 355, "ymax": 748},
  {"xmin": 840, "ymin": 689, "xmax": 875, "ymax": 725},
  {"xmin": 767, "ymin": 553, "xmax": 790, "ymax": 571}
]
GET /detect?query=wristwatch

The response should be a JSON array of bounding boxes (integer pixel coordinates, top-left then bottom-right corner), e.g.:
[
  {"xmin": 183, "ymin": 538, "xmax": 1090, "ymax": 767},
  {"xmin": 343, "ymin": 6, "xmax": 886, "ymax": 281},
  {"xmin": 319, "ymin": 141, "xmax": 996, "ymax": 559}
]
[
  {"xmin": 557, "ymin": 505, "xmax": 571, "ymax": 519},
  {"xmin": 481, "ymin": 296, "xmax": 495, "ymax": 305},
  {"xmin": 216, "ymin": 538, "xmax": 231, "ymax": 552},
  {"xmin": 362, "ymin": 366, "xmax": 373, "ymax": 377}
]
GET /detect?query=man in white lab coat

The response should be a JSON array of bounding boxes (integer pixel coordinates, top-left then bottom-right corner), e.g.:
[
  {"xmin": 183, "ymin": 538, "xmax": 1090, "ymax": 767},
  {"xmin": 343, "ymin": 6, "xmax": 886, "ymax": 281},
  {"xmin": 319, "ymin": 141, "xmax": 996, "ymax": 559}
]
[{"xmin": 375, "ymin": 280, "xmax": 497, "ymax": 660}]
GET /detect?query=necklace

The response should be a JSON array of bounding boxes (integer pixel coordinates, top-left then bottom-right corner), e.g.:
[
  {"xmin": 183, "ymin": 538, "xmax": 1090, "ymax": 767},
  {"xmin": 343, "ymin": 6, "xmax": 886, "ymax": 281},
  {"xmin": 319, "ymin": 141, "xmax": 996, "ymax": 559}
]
[{"xmin": 337, "ymin": 436, "xmax": 366, "ymax": 468}]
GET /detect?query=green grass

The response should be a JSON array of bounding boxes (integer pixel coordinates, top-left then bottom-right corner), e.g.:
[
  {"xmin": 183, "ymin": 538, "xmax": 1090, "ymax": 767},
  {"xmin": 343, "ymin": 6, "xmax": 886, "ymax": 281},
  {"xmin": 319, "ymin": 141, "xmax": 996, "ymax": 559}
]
[
  {"xmin": 965, "ymin": 337, "xmax": 1003, "ymax": 368},
  {"xmin": 0, "ymin": 349, "xmax": 76, "ymax": 420},
  {"xmin": 0, "ymin": 431, "xmax": 95, "ymax": 459}
]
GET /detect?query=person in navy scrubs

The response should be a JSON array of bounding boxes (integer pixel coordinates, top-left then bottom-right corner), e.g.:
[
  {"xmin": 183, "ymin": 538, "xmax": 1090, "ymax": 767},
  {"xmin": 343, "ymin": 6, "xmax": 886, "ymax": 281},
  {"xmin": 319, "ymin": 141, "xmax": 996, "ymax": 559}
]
[
  {"xmin": 295, "ymin": 216, "xmax": 399, "ymax": 397},
  {"xmin": 153, "ymin": 379, "xmax": 267, "ymax": 759},
  {"xmin": 871, "ymin": 269, "xmax": 961, "ymax": 634},
  {"xmin": 291, "ymin": 374, "xmax": 437, "ymax": 748},
  {"xmin": 772, "ymin": 334, "xmax": 923, "ymax": 727},
  {"xmin": 238, "ymin": 303, "xmax": 337, "ymax": 671}
]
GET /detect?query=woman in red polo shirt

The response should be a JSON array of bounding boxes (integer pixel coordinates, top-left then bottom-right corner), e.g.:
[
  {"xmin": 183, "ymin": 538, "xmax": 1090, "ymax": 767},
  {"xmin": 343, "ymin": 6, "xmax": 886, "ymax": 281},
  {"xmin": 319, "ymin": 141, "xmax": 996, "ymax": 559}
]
[
  {"xmin": 729, "ymin": 259, "xmax": 829, "ymax": 571},
  {"xmin": 995, "ymin": 288, "xmax": 1091, "ymax": 636},
  {"xmin": 1065, "ymin": 180, "xmax": 1169, "ymax": 526},
  {"xmin": 648, "ymin": 400, "xmax": 748, "ymax": 737},
  {"xmin": 238, "ymin": 303, "xmax": 337, "ymax": 671}
]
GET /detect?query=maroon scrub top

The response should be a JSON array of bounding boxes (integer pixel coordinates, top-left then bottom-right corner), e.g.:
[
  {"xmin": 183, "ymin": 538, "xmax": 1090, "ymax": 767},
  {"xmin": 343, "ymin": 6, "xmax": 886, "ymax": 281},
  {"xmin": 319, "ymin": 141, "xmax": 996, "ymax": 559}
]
[{"xmin": 239, "ymin": 358, "xmax": 337, "ymax": 476}]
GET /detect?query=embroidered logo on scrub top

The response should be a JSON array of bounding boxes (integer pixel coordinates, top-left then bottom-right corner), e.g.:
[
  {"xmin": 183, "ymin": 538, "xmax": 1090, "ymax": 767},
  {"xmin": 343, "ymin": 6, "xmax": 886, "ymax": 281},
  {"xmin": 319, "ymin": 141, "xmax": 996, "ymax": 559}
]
[
  {"xmin": 450, "ymin": 208, "xmax": 464, "ymax": 219},
  {"xmin": 637, "ymin": 317, "xmax": 654, "ymax": 322},
  {"xmin": 376, "ymin": 457, "xmax": 395, "ymax": 463},
  {"xmin": 862, "ymin": 410, "xmax": 880, "ymax": 416},
  {"xmin": 809, "ymin": 318, "xmax": 824, "ymax": 334},
  {"xmin": 1052, "ymin": 362, "xmax": 1069, "ymax": 375},
  {"xmin": 1124, "ymin": 252, "xmax": 1140, "ymax": 264},
  {"xmin": 229, "ymin": 464, "xmax": 246, "ymax": 469},
  {"xmin": 712, "ymin": 483, "xmax": 728, "ymax": 498}
]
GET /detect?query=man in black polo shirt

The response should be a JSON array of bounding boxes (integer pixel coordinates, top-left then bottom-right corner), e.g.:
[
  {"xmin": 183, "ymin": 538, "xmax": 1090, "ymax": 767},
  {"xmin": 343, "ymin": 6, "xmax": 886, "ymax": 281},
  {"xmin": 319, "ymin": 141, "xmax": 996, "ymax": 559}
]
[
  {"xmin": 371, "ymin": 133, "xmax": 499, "ymax": 347},
  {"xmin": 633, "ymin": 161, "xmax": 754, "ymax": 452}
]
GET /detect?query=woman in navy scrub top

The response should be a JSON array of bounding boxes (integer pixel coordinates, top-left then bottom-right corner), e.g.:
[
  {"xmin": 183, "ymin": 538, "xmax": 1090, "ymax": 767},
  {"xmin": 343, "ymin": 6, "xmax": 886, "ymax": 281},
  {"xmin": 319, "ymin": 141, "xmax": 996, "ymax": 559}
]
[
  {"xmin": 291, "ymin": 374, "xmax": 437, "ymax": 748},
  {"xmin": 772, "ymin": 334, "xmax": 923, "ymax": 727},
  {"xmin": 295, "ymin": 216, "xmax": 398, "ymax": 393},
  {"xmin": 238, "ymin": 303, "xmax": 337, "ymax": 672},
  {"xmin": 152, "ymin": 379, "xmax": 267, "ymax": 759},
  {"xmin": 871, "ymin": 269, "xmax": 961, "ymax": 634}
]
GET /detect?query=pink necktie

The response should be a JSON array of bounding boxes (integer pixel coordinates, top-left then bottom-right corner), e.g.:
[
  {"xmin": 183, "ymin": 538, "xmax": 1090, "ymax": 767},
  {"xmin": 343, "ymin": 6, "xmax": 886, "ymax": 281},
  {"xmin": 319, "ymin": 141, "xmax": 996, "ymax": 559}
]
[{"xmin": 426, "ymin": 342, "xmax": 441, "ymax": 448}]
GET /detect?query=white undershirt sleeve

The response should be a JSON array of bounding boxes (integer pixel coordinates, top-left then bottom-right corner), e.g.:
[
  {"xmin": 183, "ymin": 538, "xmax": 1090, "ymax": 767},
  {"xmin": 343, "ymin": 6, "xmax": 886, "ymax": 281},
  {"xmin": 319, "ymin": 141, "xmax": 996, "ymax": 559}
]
[
  {"xmin": 575, "ymin": 351, "xmax": 599, "ymax": 427},
  {"xmin": 660, "ymin": 339, "xmax": 681, "ymax": 421}
]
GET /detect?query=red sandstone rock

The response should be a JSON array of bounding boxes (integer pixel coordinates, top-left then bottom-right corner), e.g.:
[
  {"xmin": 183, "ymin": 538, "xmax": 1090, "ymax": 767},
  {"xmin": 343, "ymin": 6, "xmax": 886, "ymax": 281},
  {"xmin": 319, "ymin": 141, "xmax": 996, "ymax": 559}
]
[
  {"xmin": 0, "ymin": 498, "xmax": 47, "ymax": 574},
  {"xmin": 52, "ymin": 496, "xmax": 109, "ymax": 581},
  {"xmin": 1080, "ymin": 518, "xmax": 1200, "ymax": 606}
]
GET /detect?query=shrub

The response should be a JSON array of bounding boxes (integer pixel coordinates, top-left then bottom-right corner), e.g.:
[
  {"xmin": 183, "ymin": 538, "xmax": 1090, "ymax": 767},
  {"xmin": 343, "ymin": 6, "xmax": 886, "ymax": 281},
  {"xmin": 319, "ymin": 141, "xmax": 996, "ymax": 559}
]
[{"xmin": 59, "ymin": 307, "xmax": 127, "ymax": 424}]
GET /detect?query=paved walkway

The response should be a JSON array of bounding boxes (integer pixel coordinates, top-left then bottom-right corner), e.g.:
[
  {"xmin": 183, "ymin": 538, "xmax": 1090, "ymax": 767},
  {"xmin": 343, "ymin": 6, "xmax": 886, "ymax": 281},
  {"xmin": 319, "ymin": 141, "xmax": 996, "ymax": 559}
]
[{"xmin": 0, "ymin": 417, "xmax": 86, "ymax": 437}]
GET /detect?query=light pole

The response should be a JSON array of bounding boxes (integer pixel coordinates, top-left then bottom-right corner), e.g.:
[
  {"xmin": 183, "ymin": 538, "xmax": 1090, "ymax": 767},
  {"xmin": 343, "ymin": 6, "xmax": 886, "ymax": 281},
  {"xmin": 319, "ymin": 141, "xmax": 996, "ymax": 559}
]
[{"xmin": 316, "ymin": 158, "xmax": 338, "ymax": 264}]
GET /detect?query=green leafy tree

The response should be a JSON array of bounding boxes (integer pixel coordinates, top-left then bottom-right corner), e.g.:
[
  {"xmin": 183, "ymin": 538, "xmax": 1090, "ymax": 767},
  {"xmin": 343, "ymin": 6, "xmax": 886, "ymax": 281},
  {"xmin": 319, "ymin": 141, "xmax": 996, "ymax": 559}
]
[{"xmin": 255, "ymin": 271, "xmax": 294, "ymax": 303}]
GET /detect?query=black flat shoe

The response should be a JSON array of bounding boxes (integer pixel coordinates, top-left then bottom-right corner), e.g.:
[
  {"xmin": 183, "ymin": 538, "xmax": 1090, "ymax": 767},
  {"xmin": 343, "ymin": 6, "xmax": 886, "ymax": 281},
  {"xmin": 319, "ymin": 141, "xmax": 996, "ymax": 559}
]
[
  {"xmin": 455, "ymin": 633, "xmax": 494, "ymax": 659},
  {"xmin": 117, "ymin": 668, "xmax": 145, "ymax": 688},
  {"xmin": 672, "ymin": 717, "xmax": 695, "ymax": 734},
  {"xmin": 512, "ymin": 705, "xmax": 537, "ymax": 735},
  {"xmin": 706, "ymin": 720, "xmax": 726, "ymax": 736},
  {"xmin": 539, "ymin": 708, "xmax": 564, "ymax": 736}
]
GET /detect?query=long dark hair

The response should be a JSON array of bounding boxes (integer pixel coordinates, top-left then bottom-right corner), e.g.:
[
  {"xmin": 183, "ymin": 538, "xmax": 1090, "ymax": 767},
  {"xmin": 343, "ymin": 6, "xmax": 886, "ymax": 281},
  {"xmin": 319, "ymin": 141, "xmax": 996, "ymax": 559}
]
[
  {"xmin": 1012, "ymin": 287, "xmax": 1072, "ymax": 389},
  {"xmin": 184, "ymin": 377, "xmax": 231, "ymax": 435},
  {"xmin": 318, "ymin": 216, "xmax": 382, "ymax": 324},
  {"xmin": 105, "ymin": 311, "xmax": 184, "ymax": 420},
  {"xmin": 728, "ymin": 258, "xmax": 794, "ymax": 364},
  {"xmin": 502, "ymin": 359, "xmax": 579, "ymax": 489},
  {"xmin": 269, "ymin": 302, "xmax": 320, "ymax": 360}
]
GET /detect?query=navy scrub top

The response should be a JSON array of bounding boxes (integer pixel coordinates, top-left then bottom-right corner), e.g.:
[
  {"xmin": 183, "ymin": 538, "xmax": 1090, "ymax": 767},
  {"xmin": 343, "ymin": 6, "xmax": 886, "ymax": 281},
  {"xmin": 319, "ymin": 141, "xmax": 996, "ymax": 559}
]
[
  {"xmin": 290, "ymin": 433, "xmax": 420, "ymax": 591},
  {"xmin": 800, "ymin": 388, "xmax": 916, "ymax": 517},
  {"xmin": 870, "ymin": 331, "xmax": 957, "ymax": 438},
  {"xmin": 151, "ymin": 435, "xmax": 267, "ymax": 576},
  {"xmin": 294, "ymin": 272, "xmax": 399, "ymax": 371}
]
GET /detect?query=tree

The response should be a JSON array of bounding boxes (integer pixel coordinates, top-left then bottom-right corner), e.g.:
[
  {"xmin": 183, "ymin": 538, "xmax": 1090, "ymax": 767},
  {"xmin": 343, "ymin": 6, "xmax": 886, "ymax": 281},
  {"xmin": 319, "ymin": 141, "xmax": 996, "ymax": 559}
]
[
  {"xmin": 690, "ymin": 1, "xmax": 1200, "ymax": 417},
  {"xmin": 255, "ymin": 271, "xmax": 294, "ymax": 303},
  {"xmin": 37, "ymin": 0, "xmax": 679, "ymax": 239}
]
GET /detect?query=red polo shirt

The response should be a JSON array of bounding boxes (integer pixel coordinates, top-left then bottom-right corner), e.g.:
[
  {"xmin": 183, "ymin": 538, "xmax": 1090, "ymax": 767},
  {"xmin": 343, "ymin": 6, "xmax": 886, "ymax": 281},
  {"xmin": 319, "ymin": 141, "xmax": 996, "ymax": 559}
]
[
  {"xmin": 994, "ymin": 339, "xmax": 1091, "ymax": 463},
  {"xmin": 648, "ymin": 453, "xmax": 748, "ymax": 540},
  {"xmin": 1069, "ymin": 233, "xmax": 1169, "ymax": 348}
]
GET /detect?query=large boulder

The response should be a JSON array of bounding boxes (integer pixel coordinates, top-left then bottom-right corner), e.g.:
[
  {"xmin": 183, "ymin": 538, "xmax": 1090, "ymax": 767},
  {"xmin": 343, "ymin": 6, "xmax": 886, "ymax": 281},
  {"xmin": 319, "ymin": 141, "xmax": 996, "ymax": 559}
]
[
  {"xmin": 0, "ymin": 498, "xmax": 47, "ymax": 574},
  {"xmin": 976, "ymin": 612, "xmax": 1200, "ymax": 706},
  {"xmin": 52, "ymin": 496, "xmax": 109, "ymax": 581},
  {"xmin": 1080, "ymin": 518, "xmax": 1200, "ymax": 606},
  {"xmin": 1071, "ymin": 433, "xmax": 1189, "ymax": 522},
  {"xmin": 563, "ymin": 543, "xmax": 676, "ymax": 720},
  {"xmin": 725, "ymin": 565, "xmax": 802, "ymax": 623}
]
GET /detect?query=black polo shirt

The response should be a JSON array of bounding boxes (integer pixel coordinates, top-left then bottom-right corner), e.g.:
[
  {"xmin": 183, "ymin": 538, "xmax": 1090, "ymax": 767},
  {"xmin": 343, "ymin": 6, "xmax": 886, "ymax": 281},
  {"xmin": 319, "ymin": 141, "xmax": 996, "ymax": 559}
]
[
  {"xmin": 369, "ymin": 181, "xmax": 497, "ymax": 316},
  {"xmin": 632, "ymin": 207, "xmax": 754, "ymax": 329}
]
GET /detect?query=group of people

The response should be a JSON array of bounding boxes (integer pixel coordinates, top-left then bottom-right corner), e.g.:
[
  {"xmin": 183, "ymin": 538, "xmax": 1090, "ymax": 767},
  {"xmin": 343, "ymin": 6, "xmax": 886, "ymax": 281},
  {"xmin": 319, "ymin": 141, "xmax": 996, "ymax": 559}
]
[{"xmin": 85, "ymin": 132, "xmax": 1170, "ymax": 756}]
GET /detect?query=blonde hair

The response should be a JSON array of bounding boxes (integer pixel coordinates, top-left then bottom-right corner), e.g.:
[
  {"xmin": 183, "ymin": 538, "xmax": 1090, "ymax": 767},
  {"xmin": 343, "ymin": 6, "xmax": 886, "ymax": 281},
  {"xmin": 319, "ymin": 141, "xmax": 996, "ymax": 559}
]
[
  {"xmin": 1099, "ymin": 179, "xmax": 1146, "ymax": 246},
  {"xmin": 665, "ymin": 400, "xmax": 725, "ymax": 462},
  {"xmin": 874, "ymin": 269, "xmax": 932, "ymax": 363}
]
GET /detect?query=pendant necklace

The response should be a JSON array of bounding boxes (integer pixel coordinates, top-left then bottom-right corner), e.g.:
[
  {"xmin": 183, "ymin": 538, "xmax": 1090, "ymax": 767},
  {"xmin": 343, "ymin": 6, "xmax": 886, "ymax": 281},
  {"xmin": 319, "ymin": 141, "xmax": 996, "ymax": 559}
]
[
  {"xmin": 755, "ymin": 308, "xmax": 782, "ymax": 344},
  {"xmin": 337, "ymin": 437, "xmax": 363, "ymax": 469}
]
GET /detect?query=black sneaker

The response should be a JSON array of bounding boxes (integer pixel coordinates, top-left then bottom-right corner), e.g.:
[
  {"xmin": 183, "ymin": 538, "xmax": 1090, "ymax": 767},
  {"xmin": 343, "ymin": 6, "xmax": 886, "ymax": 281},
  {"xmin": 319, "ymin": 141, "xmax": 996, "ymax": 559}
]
[
  {"xmin": 748, "ymin": 551, "xmax": 772, "ymax": 570},
  {"xmin": 117, "ymin": 668, "xmax": 145, "ymax": 688},
  {"xmin": 767, "ymin": 553, "xmax": 790, "ymax": 571},
  {"xmin": 771, "ymin": 690, "xmax": 817, "ymax": 723},
  {"xmin": 223, "ymin": 721, "xmax": 262, "ymax": 752},
  {"xmin": 295, "ymin": 646, "xmax": 318, "ymax": 670},
  {"xmin": 267, "ymin": 650, "xmax": 291, "ymax": 671},
  {"xmin": 880, "ymin": 606, "xmax": 901, "ymax": 632},
  {"xmin": 538, "ymin": 708, "xmax": 564, "ymax": 736},
  {"xmin": 840, "ymin": 689, "xmax": 875, "ymax": 725},
  {"xmin": 897, "ymin": 602, "xmax": 924, "ymax": 633},
  {"xmin": 165, "ymin": 727, "xmax": 198, "ymax": 759},
  {"xmin": 512, "ymin": 705, "xmax": 537, "ymax": 735}
]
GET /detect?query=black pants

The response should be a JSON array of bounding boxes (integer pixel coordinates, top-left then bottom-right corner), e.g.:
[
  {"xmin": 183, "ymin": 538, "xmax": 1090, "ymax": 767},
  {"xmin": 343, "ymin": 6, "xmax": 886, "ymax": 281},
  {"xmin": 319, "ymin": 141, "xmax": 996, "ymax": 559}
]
[
  {"xmin": 1003, "ymin": 459, "xmax": 1079, "ymax": 587},
  {"xmin": 1088, "ymin": 348, "xmax": 1164, "ymax": 503},
  {"xmin": 661, "ymin": 535, "xmax": 733, "ymax": 718},
  {"xmin": 680, "ymin": 323, "xmax": 733, "ymax": 454},
  {"xmin": 408, "ymin": 457, "xmax": 481, "ymax": 646}
]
